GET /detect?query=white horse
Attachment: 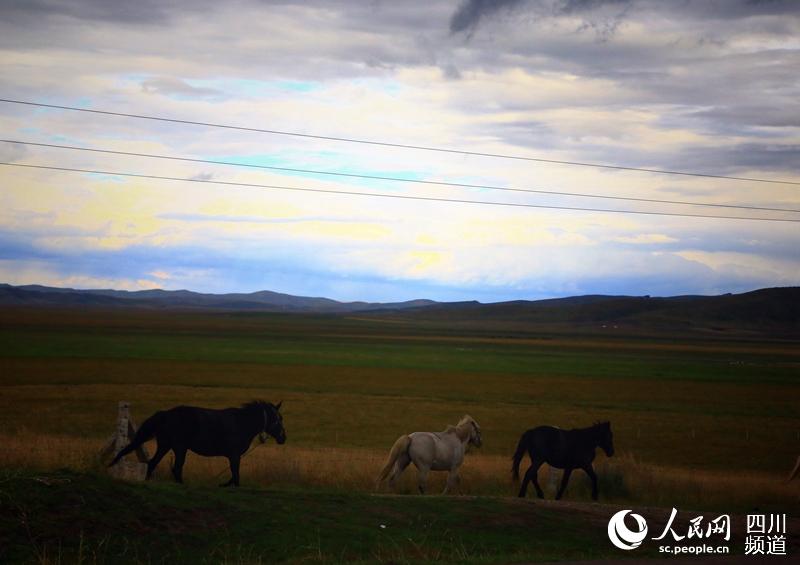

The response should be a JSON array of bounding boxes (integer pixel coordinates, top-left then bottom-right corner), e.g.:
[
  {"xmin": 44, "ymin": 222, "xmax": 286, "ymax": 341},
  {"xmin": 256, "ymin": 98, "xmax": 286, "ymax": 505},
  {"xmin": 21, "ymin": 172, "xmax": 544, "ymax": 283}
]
[{"xmin": 375, "ymin": 415, "xmax": 482, "ymax": 494}]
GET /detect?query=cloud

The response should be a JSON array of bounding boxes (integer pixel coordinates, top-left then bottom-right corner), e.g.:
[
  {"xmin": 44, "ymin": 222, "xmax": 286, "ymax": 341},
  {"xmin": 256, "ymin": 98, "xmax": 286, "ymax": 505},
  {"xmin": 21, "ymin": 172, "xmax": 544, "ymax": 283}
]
[
  {"xmin": 0, "ymin": 142, "xmax": 29, "ymax": 163},
  {"xmin": 450, "ymin": 0, "xmax": 525, "ymax": 34},
  {"xmin": 667, "ymin": 143, "xmax": 800, "ymax": 175},
  {"xmin": 141, "ymin": 76, "xmax": 226, "ymax": 101},
  {"xmin": 448, "ymin": 0, "xmax": 639, "ymax": 37},
  {"xmin": 0, "ymin": 0, "xmax": 211, "ymax": 25},
  {"xmin": 158, "ymin": 213, "xmax": 381, "ymax": 225},
  {"xmin": 1, "ymin": 203, "xmax": 798, "ymax": 301},
  {"xmin": 440, "ymin": 63, "xmax": 462, "ymax": 80},
  {"xmin": 0, "ymin": 0, "xmax": 798, "ymax": 300},
  {"xmin": 612, "ymin": 233, "xmax": 678, "ymax": 245},
  {"xmin": 0, "ymin": 260, "xmax": 165, "ymax": 291},
  {"xmin": 188, "ymin": 172, "xmax": 215, "ymax": 181}
]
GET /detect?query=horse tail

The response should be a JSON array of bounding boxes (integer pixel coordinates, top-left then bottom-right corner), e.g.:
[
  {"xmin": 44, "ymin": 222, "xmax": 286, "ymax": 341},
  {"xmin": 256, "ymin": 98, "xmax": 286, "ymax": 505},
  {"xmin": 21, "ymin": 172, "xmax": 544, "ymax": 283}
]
[
  {"xmin": 788, "ymin": 455, "xmax": 800, "ymax": 482},
  {"xmin": 375, "ymin": 434, "xmax": 411, "ymax": 489},
  {"xmin": 108, "ymin": 411, "xmax": 162, "ymax": 467},
  {"xmin": 511, "ymin": 430, "xmax": 532, "ymax": 481}
]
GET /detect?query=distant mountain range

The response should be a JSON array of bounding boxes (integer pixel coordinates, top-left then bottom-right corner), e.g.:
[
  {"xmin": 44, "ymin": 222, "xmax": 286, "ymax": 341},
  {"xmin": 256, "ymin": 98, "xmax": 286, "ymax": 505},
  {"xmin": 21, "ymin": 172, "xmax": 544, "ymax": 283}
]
[
  {"xmin": 1, "ymin": 283, "xmax": 798, "ymax": 335},
  {"xmin": 0, "ymin": 283, "xmax": 438, "ymax": 313}
]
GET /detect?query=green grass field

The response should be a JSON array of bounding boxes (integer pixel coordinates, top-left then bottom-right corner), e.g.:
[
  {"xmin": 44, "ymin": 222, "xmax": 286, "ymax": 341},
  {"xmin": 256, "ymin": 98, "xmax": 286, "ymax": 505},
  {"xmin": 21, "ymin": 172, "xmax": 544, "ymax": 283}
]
[
  {"xmin": 0, "ymin": 306, "xmax": 798, "ymax": 562},
  {"xmin": 2, "ymin": 307, "xmax": 797, "ymax": 467}
]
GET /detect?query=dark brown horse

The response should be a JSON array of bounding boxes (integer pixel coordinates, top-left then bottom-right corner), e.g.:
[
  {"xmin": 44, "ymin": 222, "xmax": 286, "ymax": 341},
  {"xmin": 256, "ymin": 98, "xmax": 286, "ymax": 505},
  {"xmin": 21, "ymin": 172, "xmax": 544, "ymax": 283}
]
[
  {"xmin": 512, "ymin": 422, "xmax": 614, "ymax": 500},
  {"xmin": 109, "ymin": 400, "xmax": 286, "ymax": 486}
]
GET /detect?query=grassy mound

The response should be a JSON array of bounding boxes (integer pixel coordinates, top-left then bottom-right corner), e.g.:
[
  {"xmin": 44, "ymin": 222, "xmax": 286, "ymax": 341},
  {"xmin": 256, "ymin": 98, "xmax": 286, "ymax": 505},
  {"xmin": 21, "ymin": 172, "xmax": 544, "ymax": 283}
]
[{"xmin": 0, "ymin": 470, "xmax": 628, "ymax": 564}]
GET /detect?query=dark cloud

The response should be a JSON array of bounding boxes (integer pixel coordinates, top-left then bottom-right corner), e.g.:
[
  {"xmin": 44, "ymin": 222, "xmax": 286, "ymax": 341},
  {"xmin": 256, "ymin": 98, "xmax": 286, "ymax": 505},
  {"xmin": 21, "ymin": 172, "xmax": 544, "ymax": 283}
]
[
  {"xmin": 561, "ymin": 0, "xmax": 800, "ymax": 20},
  {"xmin": 559, "ymin": 0, "xmax": 628, "ymax": 12},
  {"xmin": 535, "ymin": 138, "xmax": 800, "ymax": 177},
  {"xmin": 669, "ymin": 143, "xmax": 800, "ymax": 175},
  {"xmin": 449, "ymin": 0, "xmax": 633, "ymax": 38},
  {"xmin": 571, "ymin": 1, "xmax": 632, "ymax": 41},
  {"xmin": 448, "ymin": 0, "xmax": 800, "ymax": 38},
  {"xmin": 440, "ymin": 62, "xmax": 462, "ymax": 79},
  {"xmin": 674, "ymin": 106, "xmax": 800, "ymax": 137},
  {"xmin": 681, "ymin": 0, "xmax": 800, "ymax": 19},
  {"xmin": 450, "ymin": 0, "xmax": 526, "ymax": 34}
]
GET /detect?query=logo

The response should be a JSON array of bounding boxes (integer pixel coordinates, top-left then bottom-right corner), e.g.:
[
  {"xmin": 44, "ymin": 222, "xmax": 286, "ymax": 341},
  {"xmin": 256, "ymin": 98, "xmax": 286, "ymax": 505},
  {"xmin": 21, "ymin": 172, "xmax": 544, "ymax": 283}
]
[
  {"xmin": 606, "ymin": 507, "xmax": 740, "ymax": 556},
  {"xmin": 608, "ymin": 510, "xmax": 649, "ymax": 551}
]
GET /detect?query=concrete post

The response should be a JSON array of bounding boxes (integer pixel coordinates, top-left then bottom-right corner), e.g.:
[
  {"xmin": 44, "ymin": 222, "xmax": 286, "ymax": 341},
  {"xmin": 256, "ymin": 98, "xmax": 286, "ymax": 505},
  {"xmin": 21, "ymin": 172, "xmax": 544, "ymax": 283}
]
[{"xmin": 107, "ymin": 401, "xmax": 147, "ymax": 481}]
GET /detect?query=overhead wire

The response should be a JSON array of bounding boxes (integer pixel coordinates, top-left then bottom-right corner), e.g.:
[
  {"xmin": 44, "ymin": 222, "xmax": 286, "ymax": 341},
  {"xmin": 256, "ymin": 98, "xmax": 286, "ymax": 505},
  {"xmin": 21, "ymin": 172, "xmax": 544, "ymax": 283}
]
[
  {"xmin": 2, "ymin": 98, "xmax": 798, "ymax": 186},
  {"xmin": 4, "ymin": 139, "xmax": 798, "ymax": 214},
  {"xmin": 3, "ymin": 161, "xmax": 799, "ymax": 223}
]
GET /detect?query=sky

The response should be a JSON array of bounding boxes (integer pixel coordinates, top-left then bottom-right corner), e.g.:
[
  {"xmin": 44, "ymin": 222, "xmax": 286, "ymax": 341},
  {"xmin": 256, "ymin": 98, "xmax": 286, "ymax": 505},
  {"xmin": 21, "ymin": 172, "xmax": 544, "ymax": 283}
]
[{"xmin": 0, "ymin": 0, "xmax": 798, "ymax": 303}]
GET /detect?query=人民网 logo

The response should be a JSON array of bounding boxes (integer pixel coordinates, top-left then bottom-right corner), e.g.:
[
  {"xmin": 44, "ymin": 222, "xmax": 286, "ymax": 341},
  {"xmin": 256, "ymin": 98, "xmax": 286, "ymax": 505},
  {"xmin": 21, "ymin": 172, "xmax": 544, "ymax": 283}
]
[{"xmin": 608, "ymin": 509, "xmax": 649, "ymax": 550}]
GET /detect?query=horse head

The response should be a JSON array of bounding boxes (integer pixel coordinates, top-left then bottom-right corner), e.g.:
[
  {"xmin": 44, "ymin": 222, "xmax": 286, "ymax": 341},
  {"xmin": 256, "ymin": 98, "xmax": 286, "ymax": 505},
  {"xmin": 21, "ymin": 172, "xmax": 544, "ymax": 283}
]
[
  {"xmin": 256, "ymin": 400, "xmax": 286, "ymax": 445},
  {"xmin": 596, "ymin": 421, "xmax": 614, "ymax": 457},
  {"xmin": 460, "ymin": 415, "xmax": 482, "ymax": 448}
]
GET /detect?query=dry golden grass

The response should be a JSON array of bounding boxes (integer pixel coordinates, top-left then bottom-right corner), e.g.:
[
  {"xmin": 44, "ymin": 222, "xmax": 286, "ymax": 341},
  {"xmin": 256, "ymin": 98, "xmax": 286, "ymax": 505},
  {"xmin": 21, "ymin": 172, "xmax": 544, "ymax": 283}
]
[
  {"xmin": 1, "ymin": 306, "xmax": 797, "ymax": 521},
  {"xmin": 3, "ymin": 431, "xmax": 797, "ymax": 513},
  {"xmin": 1, "ymin": 364, "xmax": 797, "ymax": 474}
]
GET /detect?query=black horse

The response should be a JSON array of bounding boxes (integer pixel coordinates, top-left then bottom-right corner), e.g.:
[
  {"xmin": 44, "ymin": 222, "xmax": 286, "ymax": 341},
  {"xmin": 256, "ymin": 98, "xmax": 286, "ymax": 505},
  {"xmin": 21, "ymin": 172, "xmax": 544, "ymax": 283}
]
[
  {"xmin": 109, "ymin": 400, "xmax": 286, "ymax": 487},
  {"xmin": 512, "ymin": 421, "xmax": 614, "ymax": 500}
]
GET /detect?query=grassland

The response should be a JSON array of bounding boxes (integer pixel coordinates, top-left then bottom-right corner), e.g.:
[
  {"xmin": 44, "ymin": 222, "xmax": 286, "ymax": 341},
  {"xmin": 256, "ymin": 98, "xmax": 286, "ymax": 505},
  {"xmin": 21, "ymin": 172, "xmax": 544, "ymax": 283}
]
[
  {"xmin": 0, "ymin": 469, "xmax": 663, "ymax": 564},
  {"xmin": 0, "ymin": 306, "xmax": 798, "ymax": 562}
]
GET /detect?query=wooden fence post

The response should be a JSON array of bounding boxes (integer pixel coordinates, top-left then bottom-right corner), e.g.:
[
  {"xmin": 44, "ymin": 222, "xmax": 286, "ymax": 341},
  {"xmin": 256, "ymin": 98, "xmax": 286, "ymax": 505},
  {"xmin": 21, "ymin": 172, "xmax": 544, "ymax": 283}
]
[{"xmin": 100, "ymin": 401, "xmax": 148, "ymax": 481}]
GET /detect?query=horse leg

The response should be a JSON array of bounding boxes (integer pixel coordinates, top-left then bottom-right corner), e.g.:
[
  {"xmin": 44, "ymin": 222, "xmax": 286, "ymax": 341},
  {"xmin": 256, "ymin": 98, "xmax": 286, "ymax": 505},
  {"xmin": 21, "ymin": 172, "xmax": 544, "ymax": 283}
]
[
  {"xmin": 531, "ymin": 463, "xmax": 547, "ymax": 499},
  {"xmin": 171, "ymin": 447, "xmax": 187, "ymax": 484},
  {"xmin": 145, "ymin": 442, "xmax": 170, "ymax": 480},
  {"xmin": 221, "ymin": 455, "xmax": 241, "ymax": 487},
  {"xmin": 388, "ymin": 452, "xmax": 411, "ymax": 489},
  {"xmin": 518, "ymin": 460, "xmax": 544, "ymax": 498},
  {"xmin": 443, "ymin": 469, "xmax": 461, "ymax": 495},
  {"xmin": 583, "ymin": 465, "xmax": 599, "ymax": 501},
  {"xmin": 416, "ymin": 464, "xmax": 431, "ymax": 495},
  {"xmin": 555, "ymin": 467, "xmax": 573, "ymax": 500}
]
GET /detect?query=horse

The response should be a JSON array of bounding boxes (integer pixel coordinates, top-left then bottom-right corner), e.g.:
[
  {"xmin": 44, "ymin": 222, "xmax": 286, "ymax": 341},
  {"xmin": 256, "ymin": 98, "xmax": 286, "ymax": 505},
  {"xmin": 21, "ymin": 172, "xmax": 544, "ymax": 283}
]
[
  {"xmin": 375, "ymin": 415, "xmax": 482, "ymax": 495},
  {"xmin": 109, "ymin": 400, "xmax": 286, "ymax": 487},
  {"xmin": 512, "ymin": 421, "xmax": 614, "ymax": 501}
]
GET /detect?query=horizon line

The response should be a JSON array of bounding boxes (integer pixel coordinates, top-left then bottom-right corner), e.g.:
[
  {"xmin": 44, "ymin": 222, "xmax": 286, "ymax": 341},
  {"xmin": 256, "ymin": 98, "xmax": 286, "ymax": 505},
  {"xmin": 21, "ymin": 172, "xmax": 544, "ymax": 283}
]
[{"xmin": 2, "ymin": 281, "xmax": 793, "ymax": 306}]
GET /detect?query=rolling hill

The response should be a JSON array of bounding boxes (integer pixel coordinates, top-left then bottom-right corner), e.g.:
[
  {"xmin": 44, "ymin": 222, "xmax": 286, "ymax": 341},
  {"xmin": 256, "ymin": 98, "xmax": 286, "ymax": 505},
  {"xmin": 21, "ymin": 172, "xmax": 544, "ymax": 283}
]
[
  {"xmin": 1, "ymin": 283, "xmax": 797, "ymax": 336},
  {"xmin": 0, "ymin": 283, "xmax": 436, "ymax": 313}
]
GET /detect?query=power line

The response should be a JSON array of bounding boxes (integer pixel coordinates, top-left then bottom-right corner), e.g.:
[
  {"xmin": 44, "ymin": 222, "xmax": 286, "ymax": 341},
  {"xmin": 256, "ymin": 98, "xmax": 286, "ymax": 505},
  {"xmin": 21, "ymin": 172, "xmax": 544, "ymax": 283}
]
[
  {"xmin": 3, "ymin": 161, "xmax": 799, "ymax": 223},
  {"xmin": 2, "ymin": 97, "xmax": 798, "ymax": 186},
  {"xmin": 6, "ymin": 139, "xmax": 798, "ymax": 214}
]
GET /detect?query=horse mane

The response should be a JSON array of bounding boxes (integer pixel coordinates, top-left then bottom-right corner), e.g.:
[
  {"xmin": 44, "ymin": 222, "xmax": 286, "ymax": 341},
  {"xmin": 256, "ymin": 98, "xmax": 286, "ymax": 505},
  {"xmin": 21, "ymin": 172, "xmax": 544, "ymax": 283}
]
[
  {"xmin": 442, "ymin": 415, "xmax": 471, "ymax": 432},
  {"xmin": 241, "ymin": 400, "xmax": 264, "ymax": 408},
  {"xmin": 449, "ymin": 415, "xmax": 480, "ymax": 441},
  {"xmin": 240, "ymin": 400, "xmax": 270, "ymax": 413},
  {"xmin": 587, "ymin": 421, "xmax": 611, "ymax": 439},
  {"xmin": 568, "ymin": 421, "xmax": 610, "ymax": 440},
  {"xmin": 458, "ymin": 415, "xmax": 473, "ymax": 426}
]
